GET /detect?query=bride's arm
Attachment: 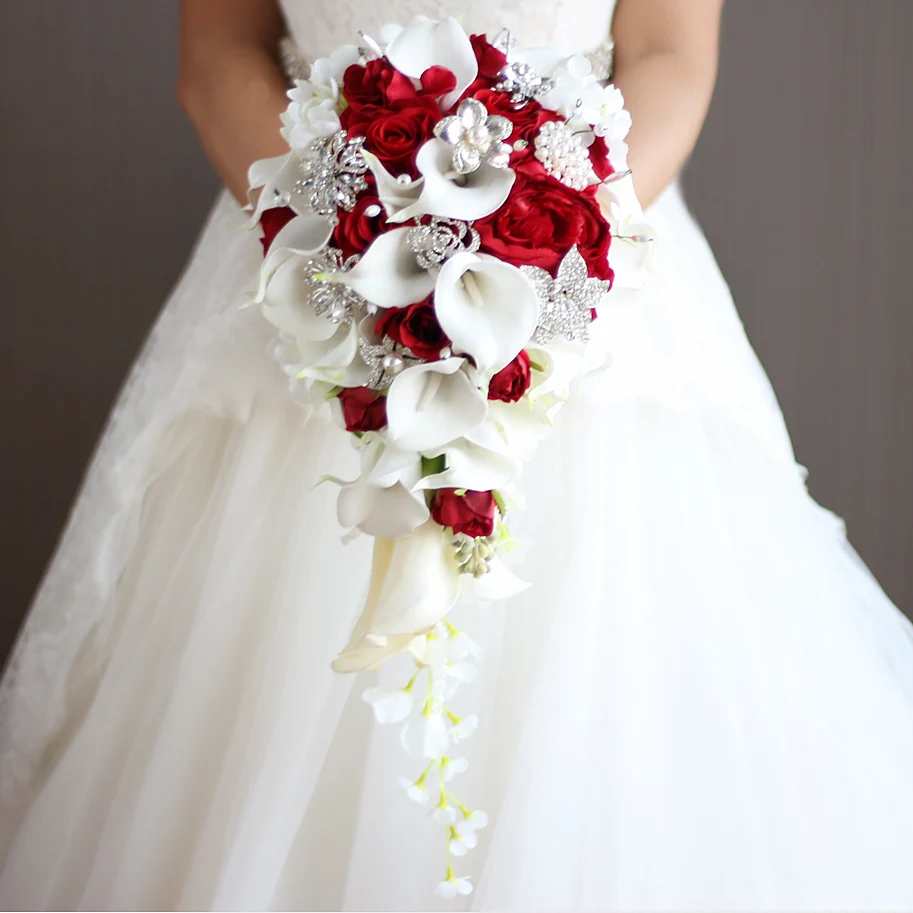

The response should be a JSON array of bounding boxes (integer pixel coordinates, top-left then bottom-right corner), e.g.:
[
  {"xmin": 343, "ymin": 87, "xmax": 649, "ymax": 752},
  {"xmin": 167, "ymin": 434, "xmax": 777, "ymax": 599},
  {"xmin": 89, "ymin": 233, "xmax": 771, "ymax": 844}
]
[
  {"xmin": 177, "ymin": 0, "xmax": 290, "ymax": 204},
  {"xmin": 611, "ymin": 0, "xmax": 726, "ymax": 209}
]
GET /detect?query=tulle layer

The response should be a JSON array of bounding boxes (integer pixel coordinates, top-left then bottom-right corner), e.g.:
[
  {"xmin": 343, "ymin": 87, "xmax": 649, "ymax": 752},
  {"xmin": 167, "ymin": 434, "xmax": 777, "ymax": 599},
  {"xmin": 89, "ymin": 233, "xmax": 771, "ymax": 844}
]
[
  {"xmin": 2, "ymin": 387, "xmax": 913, "ymax": 910},
  {"xmin": 3, "ymin": 183, "xmax": 913, "ymax": 910}
]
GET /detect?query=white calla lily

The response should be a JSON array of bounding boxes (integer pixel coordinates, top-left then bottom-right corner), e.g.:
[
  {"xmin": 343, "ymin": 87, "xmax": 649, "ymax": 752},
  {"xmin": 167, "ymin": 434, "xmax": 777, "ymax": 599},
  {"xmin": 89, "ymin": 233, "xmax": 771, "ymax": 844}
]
[
  {"xmin": 337, "ymin": 480, "xmax": 429, "ymax": 540},
  {"xmin": 435, "ymin": 253, "xmax": 539, "ymax": 374},
  {"xmin": 260, "ymin": 257, "xmax": 339, "ymax": 343},
  {"xmin": 596, "ymin": 176, "xmax": 655, "ymax": 290},
  {"xmin": 328, "ymin": 228, "xmax": 436, "ymax": 309},
  {"xmin": 414, "ymin": 420, "xmax": 521, "ymax": 493},
  {"xmin": 361, "ymin": 150, "xmax": 424, "ymax": 221},
  {"xmin": 385, "ymin": 16, "xmax": 478, "ymax": 110},
  {"xmin": 254, "ymin": 214, "xmax": 334, "ymax": 304},
  {"xmin": 292, "ymin": 321, "xmax": 368, "ymax": 386},
  {"xmin": 390, "ymin": 140, "xmax": 516, "ymax": 223},
  {"xmin": 332, "ymin": 520, "xmax": 463, "ymax": 672},
  {"xmin": 386, "ymin": 358, "xmax": 488, "ymax": 452}
]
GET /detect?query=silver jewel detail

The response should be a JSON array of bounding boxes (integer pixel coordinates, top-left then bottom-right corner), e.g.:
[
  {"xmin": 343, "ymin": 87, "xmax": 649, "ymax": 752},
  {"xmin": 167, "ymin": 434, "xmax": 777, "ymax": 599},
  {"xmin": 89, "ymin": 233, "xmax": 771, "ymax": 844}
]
[
  {"xmin": 293, "ymin": 132, "xmax": 369, "ymax": 216},
  {"xmin": 491, "ymin": 28, "xmax": 517, "ymax": 54},
  {"xmin": 495, "ymin": 62, "xmax": 555, "ymax": 109},
  {"xmin": 533, "ymin": 120, "xmax": 596, "ymax": 191},
  {"xmin": 521, "ymin": 246, "xmax": 608, "ymax": 344},
  {"xmin": 433, "ymin": 99, "xmax": 513, "ymax": 175},
  {"xmin": 302, "ymin": 248, "xmax": 366, "ymax": 325},
  {"xmin": 359, "ymin": 336, "xmax": 423, "ymax": 390},
  {"xmin": 452, "ymin": 532, "xmax": 498, "ymax": 578},
  {"xmin": 406, "ymin": 217, "xmax": 481, "ymax": 270}
]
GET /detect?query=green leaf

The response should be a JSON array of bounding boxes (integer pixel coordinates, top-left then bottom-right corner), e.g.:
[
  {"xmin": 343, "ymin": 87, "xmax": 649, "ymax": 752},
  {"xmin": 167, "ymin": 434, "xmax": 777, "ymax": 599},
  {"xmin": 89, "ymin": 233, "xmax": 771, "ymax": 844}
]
[
  {"xmin": 421, "ymin": 455, "xmax": 447, "ymax": 476},
  {"xmin": 492, "ymin": 490, "xmax": 508, "ymax": 517}
]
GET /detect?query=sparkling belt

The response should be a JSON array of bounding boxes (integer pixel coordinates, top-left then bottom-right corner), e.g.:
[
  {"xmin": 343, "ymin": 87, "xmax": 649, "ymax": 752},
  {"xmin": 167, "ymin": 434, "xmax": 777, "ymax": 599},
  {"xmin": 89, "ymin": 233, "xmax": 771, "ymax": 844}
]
[{"xmin": 279, "ymin": 34, "xmax": 614, "ymax": 83}]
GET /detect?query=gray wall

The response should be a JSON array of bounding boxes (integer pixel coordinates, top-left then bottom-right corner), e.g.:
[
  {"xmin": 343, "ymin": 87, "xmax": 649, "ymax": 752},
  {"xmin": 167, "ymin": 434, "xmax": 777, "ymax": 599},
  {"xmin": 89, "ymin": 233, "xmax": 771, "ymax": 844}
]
[{"xmin": 1, "ymin": 0, "xmax": 911, "ymax": 659}]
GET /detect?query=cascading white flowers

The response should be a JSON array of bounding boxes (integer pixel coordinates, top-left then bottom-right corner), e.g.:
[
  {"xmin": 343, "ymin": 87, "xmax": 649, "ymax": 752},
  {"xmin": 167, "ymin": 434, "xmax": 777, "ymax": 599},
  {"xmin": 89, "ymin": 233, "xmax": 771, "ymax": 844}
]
[{"xmin": 247, "ymin": 15, "xmax": 652, "ymax": 897}]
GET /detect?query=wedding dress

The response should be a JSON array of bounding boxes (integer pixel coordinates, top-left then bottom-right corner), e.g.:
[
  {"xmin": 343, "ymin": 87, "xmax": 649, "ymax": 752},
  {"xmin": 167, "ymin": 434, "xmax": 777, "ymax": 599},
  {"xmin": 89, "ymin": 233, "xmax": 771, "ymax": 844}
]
[{"xmin": 3, "ymin": 0, "xmax": 913, "ymax": 909}]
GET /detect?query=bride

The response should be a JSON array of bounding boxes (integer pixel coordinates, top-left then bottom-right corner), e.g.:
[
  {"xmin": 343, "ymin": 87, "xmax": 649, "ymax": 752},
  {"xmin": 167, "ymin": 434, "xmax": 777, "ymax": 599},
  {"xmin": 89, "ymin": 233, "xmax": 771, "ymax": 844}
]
[{"xmin": 3, "ymin": 0, "xmax": 913, "ymax": 910}]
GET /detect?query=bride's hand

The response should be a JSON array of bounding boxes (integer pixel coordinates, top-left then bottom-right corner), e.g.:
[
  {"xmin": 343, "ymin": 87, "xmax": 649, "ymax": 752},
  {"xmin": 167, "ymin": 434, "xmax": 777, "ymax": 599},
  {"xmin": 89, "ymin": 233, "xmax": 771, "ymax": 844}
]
[{"xmin": 177, "ymin": 0, "xmax": 292, "ymax": 204}]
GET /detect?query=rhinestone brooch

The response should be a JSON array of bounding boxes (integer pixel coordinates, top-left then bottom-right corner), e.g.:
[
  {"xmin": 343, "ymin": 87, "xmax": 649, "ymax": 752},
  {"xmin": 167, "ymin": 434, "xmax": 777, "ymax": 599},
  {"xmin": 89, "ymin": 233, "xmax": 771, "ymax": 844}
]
[
  {"xmin": 293, "ymin": 132, "xmax": 369, "ymax": 216},
  {"xmin": 521, "ymin": 246, "xmax": 609, "ymax": 344},
  {"xmin": 495, "ymin": 62, "xmax": 555, "ymax": 109},
  {"xmin": 434, "ymin": 98, "xmax": 513, "ymax": 175},
  {"xmin": 407, "ymin": 218, "xmax": 481, "ymax": 270}
]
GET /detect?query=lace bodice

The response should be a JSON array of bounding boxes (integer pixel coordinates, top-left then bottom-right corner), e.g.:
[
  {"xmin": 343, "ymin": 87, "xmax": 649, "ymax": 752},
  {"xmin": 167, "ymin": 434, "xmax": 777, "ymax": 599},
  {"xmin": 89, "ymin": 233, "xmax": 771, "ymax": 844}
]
[{"xmin": 280, "ymin": 0, "xmax": 617, "ymax": 62}]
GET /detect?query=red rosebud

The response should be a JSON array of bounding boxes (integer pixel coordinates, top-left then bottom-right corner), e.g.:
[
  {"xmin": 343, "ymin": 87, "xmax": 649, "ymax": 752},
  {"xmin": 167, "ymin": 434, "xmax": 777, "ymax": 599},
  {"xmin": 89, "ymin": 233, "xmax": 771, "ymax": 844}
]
[
  {"xmin": 375, "ymin": 298, "xmax": 451, "ymax": 360},
  {"xmin": 487, "ymin": 350, "xmax": 532, "ymax": 403},
  {"xmin": 431, "ymin": 489, "xmax": 497, "ymax": 538},
  {"xmin": 342, "ymin": 58, "xmax": 417, "ymax": 109},
  {"xmin": 469, "ymin": 34, "xmax": 508, "ymax": 80},
  {"xmin": 338, "ymin": 386, "xmax": 387, "ymax": 433},
  {"xmin": 475, "ymin": 175, "xmax": 614, "ymax": 282},
  {"xmin": 333, "ymin": 191, "xmax": 388, "ymax": 260},
  {"xmin": 258, "ymin": 206, "xmax": 295, "ymax": 254}
]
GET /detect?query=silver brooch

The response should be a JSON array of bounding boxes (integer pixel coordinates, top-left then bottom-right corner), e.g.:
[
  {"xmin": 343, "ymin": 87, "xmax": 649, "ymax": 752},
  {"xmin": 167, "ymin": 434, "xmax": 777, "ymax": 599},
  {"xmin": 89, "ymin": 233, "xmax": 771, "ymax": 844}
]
[
  {"xmin": 302, "ymin": 248, "xmax": 365, "ymax": 324},
  {"xmin": 533, "ymin": 120, "xmax": 596, "ymax": 191},
  {"xmin": 406, "ymin": 217, "xmax": 481, "ymax": 269},
  {"xmin": 433, "ymin": 98, "xmax": 513, "ymax": 175},
  {"xmin": 521, "ymin": 246, "xmax": 608, "ymax": 344},
  {"xmin": 293, "ymin": 132, "xmax": 369, "ymax": 216},
  {"xmin": 358, "ymin": 336, "xmax": 423, "ymax": 390},
  {"xmin": 495, "ymin": 62, "xmax": 555, "ymax": 109}
]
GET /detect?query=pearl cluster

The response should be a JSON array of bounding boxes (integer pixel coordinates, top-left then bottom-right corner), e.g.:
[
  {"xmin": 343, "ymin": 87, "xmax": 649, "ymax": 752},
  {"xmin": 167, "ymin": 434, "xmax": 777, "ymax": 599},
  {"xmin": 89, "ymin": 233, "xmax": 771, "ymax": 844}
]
[{"xmin": 533, "ymin": 120, "xmax": 596, "ymax": 191}]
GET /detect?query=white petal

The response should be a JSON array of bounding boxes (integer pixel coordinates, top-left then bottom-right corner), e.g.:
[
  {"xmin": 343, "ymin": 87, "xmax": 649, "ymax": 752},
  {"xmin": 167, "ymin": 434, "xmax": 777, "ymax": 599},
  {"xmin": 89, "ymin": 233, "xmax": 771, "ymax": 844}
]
[
  {"xmin": 361, "ymin": 150, "xmax": 424, "ymax": 220},
  {"xmin": 254, "ymin": 214, "xmax": 335, "ymax": 304},
  {"xmin": 362, "ymin": 686, "xmax": 415, "ymax": 724},
  {"xmin": 447, "ymin": 661, "xmax": 477, "ymax": 684},
  {"xmin": 386, "ymin": 358, "xmax": 488, "ymax": 452},
  {"xmin": 466, "ymin": 557, "xmax": 531, "ymax": 602},
  {"xmin": 331, "ymin": 522, "xmax": 463, "ymax": 673},
  {"xmin": 434, "ymin": 253, "xmax": 539, "ymax": 374},
  {"xmin": 337, "ymin": 481, "xmax": 429, "ymax": 539},
  {"xmin": 436, "ymin": 880, "xmax": 459, "ymax": 900},
  {"xmin": 292, "ymin": 321, "xmax": 365, "ymax": 382},
  {"xmin": 431, "ymin": 801, "xmax": 459, "ymax": 824},
  {"xmin": 385, "ymin": 16, "xmax": 478, "ymax": 109},
  {"xmin": 456, "ymin": 876, "xmax": 474, "ymax": 896},
  {"xmin": 456, "ymin": 809, "xmax": 489, "ymax": 833},
  {"xmin": 414, "ymin": 420, "xmax": 521, "ymax": 493},
  {"xmin": 402, "ymin": 713, "xmax": 451, "ymax": 759},
  {"xmin": 442, "ymin": 756, "xmax": 469, "ymax": 781},
  {"xmin": 331, "ymin": 228, "xmax": 435, "ymax": 309},
  {"xmin": 392, "ymin": 140, "xmax": 516, "ymax": 223},
  {"xmin": 447, "ymin": 632, "xmax": 481, "ymax": 662},
  {"xmin": 449, "ymin": 714, "xmax": 479, "ymax": 742},
  {"xmin": 261, "ymin": 258, "xmax": 338, "ymax": 343}
]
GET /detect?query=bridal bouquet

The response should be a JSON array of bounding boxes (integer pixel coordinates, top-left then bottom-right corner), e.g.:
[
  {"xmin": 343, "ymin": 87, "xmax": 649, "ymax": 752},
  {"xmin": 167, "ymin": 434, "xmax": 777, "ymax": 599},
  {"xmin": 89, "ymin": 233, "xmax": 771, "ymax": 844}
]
[{"xmin": 248, "ymin": 16, "xmax": 650, "ymax": 897}]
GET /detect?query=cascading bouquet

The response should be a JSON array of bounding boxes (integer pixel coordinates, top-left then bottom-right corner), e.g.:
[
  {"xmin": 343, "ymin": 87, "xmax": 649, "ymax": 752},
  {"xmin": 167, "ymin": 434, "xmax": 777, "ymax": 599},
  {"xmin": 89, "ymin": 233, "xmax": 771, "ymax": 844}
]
[{"xmin": 247, "ymin": 16, "xmax": 651, "ymax": 897}]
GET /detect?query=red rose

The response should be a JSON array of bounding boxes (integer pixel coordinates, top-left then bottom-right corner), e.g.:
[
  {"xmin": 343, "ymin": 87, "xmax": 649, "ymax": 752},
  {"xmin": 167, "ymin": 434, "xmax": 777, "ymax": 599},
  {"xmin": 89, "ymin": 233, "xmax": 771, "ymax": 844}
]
[
  {"xmin": 343, "ymin": 102, "xmax": 439, "ymax": 178},
  {"xmin": 587, "ymin": 134, "xmax": 614, "ymax": 182},
  {"xmin": 258, "ymin": 206, "xmax": 295, "ymax": 254},
  {"xmin": 334, "ymin": 191, "xmax": 388, "ymax": 260},
  {"xmin": 342, "ymin": 59, "xmax": 417, "ymax": 109},
  {"xmin": 487, "ymin": 350, "xmax": 532, "ymax": 403},
  {"xmin": 338, "ymin": 386, "xmax": 387, "ymax": 432},
  {"xmin": 475, "ymin": 176, "xmax": 613, "ymax": 281},
  {"xmin": 431, "ymin": 489, "xmax": 497, "ymax": 538},
  {"xmin": 469, "ymin": 34, "xmax": 507, "ymax": 79},
  {"xmin": 375, "ymin": 298, "xmax": 451, "ymax": 360}
]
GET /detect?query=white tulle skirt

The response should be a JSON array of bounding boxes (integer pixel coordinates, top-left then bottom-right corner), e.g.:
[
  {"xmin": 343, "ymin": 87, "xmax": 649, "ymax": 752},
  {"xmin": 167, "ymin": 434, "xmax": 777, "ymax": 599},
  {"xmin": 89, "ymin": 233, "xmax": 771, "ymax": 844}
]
[{"xmin": 2, "ymin": 183, "xmax": 913, "ymax": 911}]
